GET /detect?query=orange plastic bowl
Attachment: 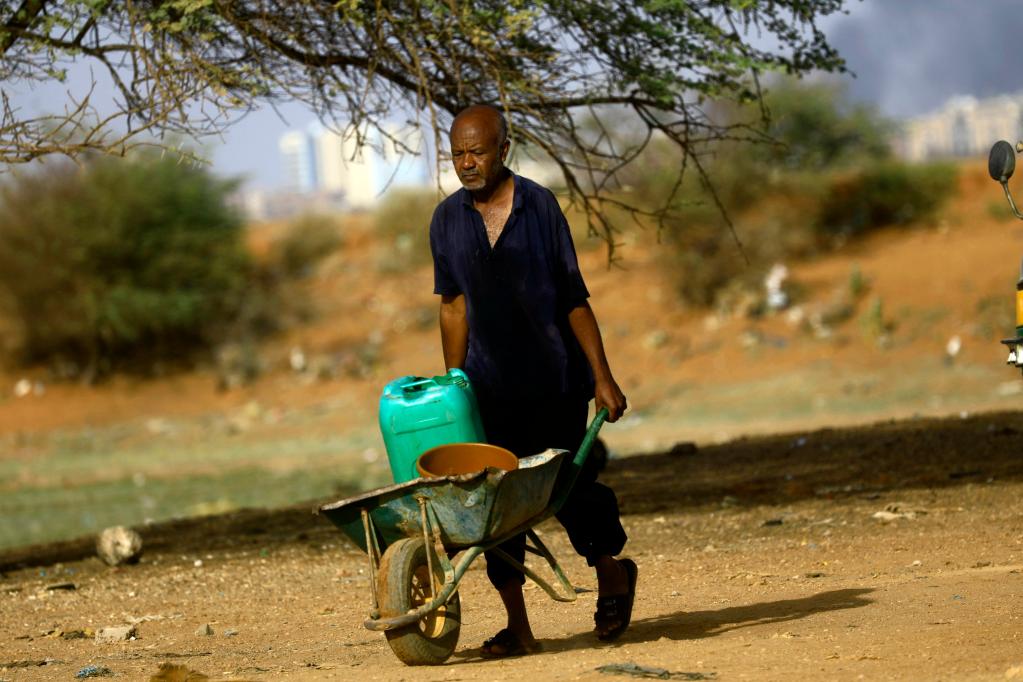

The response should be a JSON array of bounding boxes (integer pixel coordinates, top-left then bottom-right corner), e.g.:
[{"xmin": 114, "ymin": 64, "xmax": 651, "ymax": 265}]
[{"xmin": 416, "ymin": 442, "xmax": 518, "ymax": 478}]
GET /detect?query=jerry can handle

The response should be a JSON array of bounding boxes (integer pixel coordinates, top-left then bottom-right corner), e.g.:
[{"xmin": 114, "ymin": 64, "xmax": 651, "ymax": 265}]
[
  {"xmin": 400, "ymin": 377, "xmax": 432, "ymax": 393},
  {"xmin": 400, "ymin": 369, "xmax": 469, "ymax": 394}
]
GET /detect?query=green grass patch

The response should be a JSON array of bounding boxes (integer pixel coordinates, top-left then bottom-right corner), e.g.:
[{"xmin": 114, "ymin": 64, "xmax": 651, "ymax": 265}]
[{"xmin": 0, "ymin": 464, "xmax": 388, "ymax": 551}]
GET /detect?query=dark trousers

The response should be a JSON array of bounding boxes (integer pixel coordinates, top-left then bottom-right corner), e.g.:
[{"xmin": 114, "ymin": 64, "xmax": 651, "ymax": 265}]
[{"xmin": 477, "ymin": 395, "xmax": 628, "ymax": 589}]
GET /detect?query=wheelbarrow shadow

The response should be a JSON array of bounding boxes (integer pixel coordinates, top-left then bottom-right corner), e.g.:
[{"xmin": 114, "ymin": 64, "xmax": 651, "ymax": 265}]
[{"xmin": 450, "ymin": 587, "xmax": 873, "ymax": 661}]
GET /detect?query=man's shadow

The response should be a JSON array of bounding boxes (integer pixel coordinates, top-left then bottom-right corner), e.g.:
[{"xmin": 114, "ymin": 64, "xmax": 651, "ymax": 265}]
[
  {"xmin": 451, "ymin": 587, "xmax": 873, "ymax": 661},
  {"xmin": 544, "ymin": 587, "xmax": 874, "ymax": 653}
]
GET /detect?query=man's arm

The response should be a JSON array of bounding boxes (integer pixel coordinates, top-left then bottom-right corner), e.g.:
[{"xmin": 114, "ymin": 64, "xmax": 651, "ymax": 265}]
[
  {"xmin": 568, "ymin": 301, "xmax": 627, "ymax": 422},
  {"xmin": 439, "ymin": 293, "xmax": 469, "ymax": 370}
]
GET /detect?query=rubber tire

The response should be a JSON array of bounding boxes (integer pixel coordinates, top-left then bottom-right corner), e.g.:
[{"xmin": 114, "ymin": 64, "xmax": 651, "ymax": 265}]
[{"xmin": 378, "ymin": 537, "xmax": 461, "ymax": 665}]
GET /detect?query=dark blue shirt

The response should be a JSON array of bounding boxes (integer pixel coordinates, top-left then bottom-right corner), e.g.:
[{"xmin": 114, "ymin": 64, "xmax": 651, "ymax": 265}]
[{"xmin": 430, "ymin": 174, "xmax": 594, "ymax": 403}]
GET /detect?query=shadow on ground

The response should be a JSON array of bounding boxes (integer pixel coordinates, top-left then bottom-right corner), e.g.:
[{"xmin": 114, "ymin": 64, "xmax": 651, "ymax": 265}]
[
  {"xmin": 450, "ymin": 588, "xmax": 874, "ymax": 663},
  {"xmin": 606, "ymin": 410, "xmax": 1023, "ymax": 515},
  {"xmin": 4, "ymin": 410, "xmax": 1023, "ymax": 571}
]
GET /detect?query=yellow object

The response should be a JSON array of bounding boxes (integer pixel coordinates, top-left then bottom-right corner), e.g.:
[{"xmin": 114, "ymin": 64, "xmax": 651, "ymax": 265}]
[{"xmin": 1016, "ymin": 289, "xmax": 1023, "ymax": 327}]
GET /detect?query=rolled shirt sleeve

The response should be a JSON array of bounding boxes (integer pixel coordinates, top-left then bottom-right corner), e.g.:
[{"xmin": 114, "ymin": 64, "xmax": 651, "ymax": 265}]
[{"xmin": 551, "ymin": 198, "xmax": 590, "ymax": 312}]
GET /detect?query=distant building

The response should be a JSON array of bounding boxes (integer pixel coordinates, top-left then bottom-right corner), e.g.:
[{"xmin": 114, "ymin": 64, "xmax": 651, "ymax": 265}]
[
  {"xmin": 314, "ymin": 125, "xmax": 379, "ymax": 210},
  {"xmin": 256, "ymin": 122, "xmax": 562, "ymax": 221},
  {"xmin": 278, "ymin": 130, "xmax": 318, "ymax": 193},
  {"xmin": 276, "ymin": 123, "xmax": 431, "ymax": 213},
  {"xmin": 896, "ymin": 94, "xmax": 1023, "ymax": 162}
]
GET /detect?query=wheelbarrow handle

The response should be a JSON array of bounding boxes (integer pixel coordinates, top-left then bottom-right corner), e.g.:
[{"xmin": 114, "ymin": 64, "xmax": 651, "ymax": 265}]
[{"xmin": 548, "ymin": 407, "xmax": 609, "ymax": 515}]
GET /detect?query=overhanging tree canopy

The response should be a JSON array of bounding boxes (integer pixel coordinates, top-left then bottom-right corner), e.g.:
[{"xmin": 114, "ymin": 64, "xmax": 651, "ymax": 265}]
[{"xmin": 1, "ymin": 0, "xmax": 848, "ymax": 254}]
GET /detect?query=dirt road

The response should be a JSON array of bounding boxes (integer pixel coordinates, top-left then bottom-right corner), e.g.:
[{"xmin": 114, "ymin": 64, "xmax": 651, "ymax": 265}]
[{"xmin": 3, "ymin": 411, "xmax": 1023, "ymax": 681}]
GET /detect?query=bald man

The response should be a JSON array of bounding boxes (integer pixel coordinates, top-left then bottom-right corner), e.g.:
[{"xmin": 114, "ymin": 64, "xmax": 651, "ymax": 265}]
[{"xmin": 429, "ymin": 104, "xmax": 636, "ymax": 656}]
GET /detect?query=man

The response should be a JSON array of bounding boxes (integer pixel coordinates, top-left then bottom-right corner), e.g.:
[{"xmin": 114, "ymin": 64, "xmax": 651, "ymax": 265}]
[{"xmin": 429, "ymin": 104, "xmax": 636, "ymax": 657}]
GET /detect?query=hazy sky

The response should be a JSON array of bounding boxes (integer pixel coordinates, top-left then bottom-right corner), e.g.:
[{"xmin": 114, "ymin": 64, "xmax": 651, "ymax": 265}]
[{"xmin": 8, "ymin": 1, "xmax": 1023, "ymax": 189}]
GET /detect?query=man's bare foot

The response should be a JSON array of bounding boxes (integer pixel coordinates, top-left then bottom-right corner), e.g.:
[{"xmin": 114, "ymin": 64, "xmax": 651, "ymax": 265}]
[{"xmin": 480, "ymin": 628, "xmax": 541, "ymax": 658}]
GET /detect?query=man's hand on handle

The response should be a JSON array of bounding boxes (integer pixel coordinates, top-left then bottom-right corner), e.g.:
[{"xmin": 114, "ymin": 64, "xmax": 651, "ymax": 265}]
[{"xmin": 595, "ymin": 376, "xmax": 627, "ymax": 423}]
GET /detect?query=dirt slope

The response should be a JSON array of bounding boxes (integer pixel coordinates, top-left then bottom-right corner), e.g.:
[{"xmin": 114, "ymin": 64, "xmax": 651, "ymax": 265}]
[{"xmin": 3, "ymin": 161, "xmax": 1022, "ymax": 454}]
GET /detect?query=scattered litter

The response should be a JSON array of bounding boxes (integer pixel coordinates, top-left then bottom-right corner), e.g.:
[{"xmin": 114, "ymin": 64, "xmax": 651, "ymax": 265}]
[
  {"xmin": 96, "ymin": 625, "xmax": 137, "ymax": 643},
  {"xmin": 872, "ymin": 504, "xmax": 926, "ymax": 522},
  {"xmin": 45, "ymin": 582, "xmax": 76, "ymax": 591},
  {"xmin": 764, "ymin": 264, "xmax": 790, "ymax": 310},
  {"xmin": 12, "ymin": 379, "xmax": 45, "ymax": 397},
  {"xmin": 596, "ymin": 662, "xmax": 716, "ymax": 680},
  {"xmin": 945, "ymin": 335, "xmax": 961, "ymax": 360},
  {"xmin": 76, "ymin": 665, "xmax": 113, "ymax": 678},
  {"xmin": 13, "ymin": 378, "xmax": 31, "ymax": 397},
  {"xmin": 125, "ymin": 613, "xmax": 175, "ymax": 625},
  {"xmin": 1, "ymin": 658, "xmax": 60, "ymax": 668},
  {"xmin": 59, "ymin": 629, "xmax": 95, "ymax": 640}
]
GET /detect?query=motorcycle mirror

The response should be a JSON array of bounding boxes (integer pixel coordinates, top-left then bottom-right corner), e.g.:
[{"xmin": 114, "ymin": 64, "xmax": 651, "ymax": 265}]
[{"xmin": 989, "ymin": 140, "xmax": 1016, "ymax": 183}]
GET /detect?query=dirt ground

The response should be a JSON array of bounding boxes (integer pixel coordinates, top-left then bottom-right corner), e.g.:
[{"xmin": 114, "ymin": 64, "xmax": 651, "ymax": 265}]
[{"xmin": 3, "ymin": 410, "xmax": 1023, "ymax": 681}]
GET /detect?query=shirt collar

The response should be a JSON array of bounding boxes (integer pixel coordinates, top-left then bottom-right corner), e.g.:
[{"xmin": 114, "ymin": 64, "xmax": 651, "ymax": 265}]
[{"xmin": 458, "ymin": 171, "xmax": 522, "ymax": 211}]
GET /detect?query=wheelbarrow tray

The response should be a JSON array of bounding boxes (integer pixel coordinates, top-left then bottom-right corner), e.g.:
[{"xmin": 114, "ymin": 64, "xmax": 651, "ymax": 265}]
[{"xmin": 319, "ymin": 449, "xmax": 567, "ymax": 554}]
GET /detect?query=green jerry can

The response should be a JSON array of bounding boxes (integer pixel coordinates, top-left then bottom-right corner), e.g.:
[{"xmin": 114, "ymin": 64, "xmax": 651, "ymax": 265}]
[{"xmin": 378, "ymin": 368, "xmax": 487, "ymax": 483}]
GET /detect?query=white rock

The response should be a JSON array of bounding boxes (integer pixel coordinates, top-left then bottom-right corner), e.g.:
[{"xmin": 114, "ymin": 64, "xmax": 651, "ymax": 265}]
[{"xmin": 96, "ymin": 526, "xmax": 143, "ymax": 566}]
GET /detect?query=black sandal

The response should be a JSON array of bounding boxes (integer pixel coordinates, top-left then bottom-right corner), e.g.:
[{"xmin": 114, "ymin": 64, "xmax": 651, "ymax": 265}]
[
  {"xmin": 594, "ymin": 558, "xmax": 638, "ymax": 642},
  {"xmin": 480, "ymin": 628, "xmax": 541, "ymax": 658}
]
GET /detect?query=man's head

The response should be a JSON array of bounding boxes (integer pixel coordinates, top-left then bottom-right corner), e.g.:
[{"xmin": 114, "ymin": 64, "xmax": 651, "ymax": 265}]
[{"xmin": 449, "ymin": 105, "xmax": 510, "ymax": 193}]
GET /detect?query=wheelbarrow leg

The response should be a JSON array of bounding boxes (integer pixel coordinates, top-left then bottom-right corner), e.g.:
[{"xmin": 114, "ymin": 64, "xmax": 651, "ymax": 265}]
[
  {"xmin": 360, "ymin": 508, "xmax": 382, "ymax": 618},
  {"xmin": 489, "ymin": 529, "xmax": 579, "ymax": 603},
  {"xmin": 523, "ymin": 529, "xmax": 578, "ymax": 600}
]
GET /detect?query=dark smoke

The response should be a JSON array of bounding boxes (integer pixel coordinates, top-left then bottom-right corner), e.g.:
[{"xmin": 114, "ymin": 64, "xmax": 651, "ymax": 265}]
[{"xmin": 825, "ymin": 0, "xmax": 1023, "ymax": 118}]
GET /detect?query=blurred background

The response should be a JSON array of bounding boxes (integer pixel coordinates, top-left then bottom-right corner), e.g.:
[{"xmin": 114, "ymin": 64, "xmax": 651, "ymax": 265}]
[{"xmin": 3, "ymin": 0, "xmax": 1023, "ymax": 551}]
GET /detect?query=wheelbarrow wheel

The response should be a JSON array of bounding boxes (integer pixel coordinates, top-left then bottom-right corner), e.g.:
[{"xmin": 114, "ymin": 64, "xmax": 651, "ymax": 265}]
[{"xmin": 378, "ymin": 537, "xmax": 460, "ymax": 665}]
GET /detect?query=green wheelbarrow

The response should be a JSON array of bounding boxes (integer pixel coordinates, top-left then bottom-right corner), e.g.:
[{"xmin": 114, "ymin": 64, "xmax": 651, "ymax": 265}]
[{"xmin": 318, "ymin": 409, "xmax": 608, "ymax": 665}]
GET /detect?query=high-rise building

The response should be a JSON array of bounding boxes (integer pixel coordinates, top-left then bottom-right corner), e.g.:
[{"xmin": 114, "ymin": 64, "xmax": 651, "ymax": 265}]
[
  {"xmin": 278, "ymin": 130, "xmax": 318, "ymax": 193},
  {"xmin": 314, "ymin": 125, "xmax": 379, "ymax": 210},
  {"xmin": 279, "ymin": 123, "xmax": 432, "ymax": 210},
  {"xmin": 896, "ymin": 94, "xmax": 1023, "ymax": 162}
]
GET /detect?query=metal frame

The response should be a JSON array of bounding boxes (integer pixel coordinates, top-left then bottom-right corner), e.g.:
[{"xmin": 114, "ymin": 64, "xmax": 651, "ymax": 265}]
[{"xmin": 361, "ymin": 496, "xmax": 577, "ymax": 632}]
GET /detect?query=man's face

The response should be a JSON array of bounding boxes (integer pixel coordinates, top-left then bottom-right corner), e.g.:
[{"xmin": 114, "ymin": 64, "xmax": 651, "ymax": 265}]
[{"xmin": 449, "ymin": 115, "xmax": 509, "ymax": 193}]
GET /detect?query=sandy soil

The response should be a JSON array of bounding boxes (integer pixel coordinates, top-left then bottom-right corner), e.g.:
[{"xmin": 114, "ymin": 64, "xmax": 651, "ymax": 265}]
[{"xmin": 3, "ymin": 410, "xmax": 1023, "ymax": 681}]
